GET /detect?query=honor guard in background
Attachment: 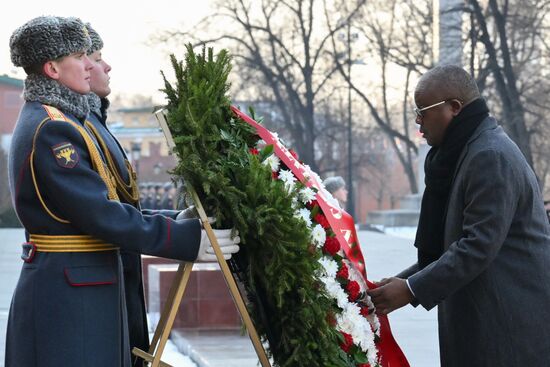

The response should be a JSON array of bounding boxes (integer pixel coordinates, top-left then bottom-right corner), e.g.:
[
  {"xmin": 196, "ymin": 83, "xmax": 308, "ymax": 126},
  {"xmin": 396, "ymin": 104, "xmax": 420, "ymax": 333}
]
[
  {"xmin": 143, "ymin": 183, "xmax": 155, "ymax": 209},
  {"xmin": 161, "ymin": 182, "xmax": 175, "ymax": 210},
  {"xmin": 6, "ymin": 16, "xmax": 239, "ymax": 367},
  {"xmin": 154, "ymin": 183, "xmax": 164, "ymax": 209}
]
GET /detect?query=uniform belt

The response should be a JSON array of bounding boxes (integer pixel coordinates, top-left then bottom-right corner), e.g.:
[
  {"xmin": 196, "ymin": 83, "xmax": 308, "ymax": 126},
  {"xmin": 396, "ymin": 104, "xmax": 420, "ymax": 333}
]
[{"xmin": 29, "ymin": 234, "xmax": 118, "ymax": 252}]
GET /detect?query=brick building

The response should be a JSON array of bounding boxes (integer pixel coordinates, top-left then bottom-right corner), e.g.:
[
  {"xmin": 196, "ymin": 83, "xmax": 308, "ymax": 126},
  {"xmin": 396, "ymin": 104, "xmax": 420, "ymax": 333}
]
[
  {"xmin": 107, "ymin": 106, "xmax": 177, "ymax": 183},
  {"xmin": 0, "ymin": 75, "xmax": 24, "ymax": 150}
]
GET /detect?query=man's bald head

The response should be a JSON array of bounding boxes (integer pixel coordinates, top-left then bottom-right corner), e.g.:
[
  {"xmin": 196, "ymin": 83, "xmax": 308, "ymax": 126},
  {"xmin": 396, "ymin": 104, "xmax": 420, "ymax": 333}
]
[{"xmin": 415, "ymin": 65, "xmax": 480, "ymax": 106}]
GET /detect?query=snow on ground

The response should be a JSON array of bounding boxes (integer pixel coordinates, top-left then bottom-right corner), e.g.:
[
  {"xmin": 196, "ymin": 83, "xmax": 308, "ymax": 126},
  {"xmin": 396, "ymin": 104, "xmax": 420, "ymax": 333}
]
[
  {"xmin": 370, "ymin": 225, "xmax": 417, "ymax": 240},
  {"xmin": 146, "ymin": 333, "xmax": 197, "ymax": 367},
  {"xmin": 382, "ymin": 226, "xmax": 417, "ymax": 240},
  {"xmin": 147, "ymin": 316, "xmax": 198, "ymax": 367}
]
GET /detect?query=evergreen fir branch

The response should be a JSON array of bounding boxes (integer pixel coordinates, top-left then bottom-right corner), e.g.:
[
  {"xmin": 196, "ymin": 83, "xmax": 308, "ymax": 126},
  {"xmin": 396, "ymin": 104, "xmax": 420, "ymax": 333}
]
[{"xmin": 161, "ymin": 44, "xmax": 354, "ymax": 367}]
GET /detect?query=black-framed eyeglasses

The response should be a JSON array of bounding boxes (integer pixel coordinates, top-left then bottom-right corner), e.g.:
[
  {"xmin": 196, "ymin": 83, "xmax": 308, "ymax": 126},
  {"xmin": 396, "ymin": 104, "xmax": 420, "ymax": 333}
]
[{"xmin": 414, "ymin": 99, "xmax": 463, "ymax": 119}]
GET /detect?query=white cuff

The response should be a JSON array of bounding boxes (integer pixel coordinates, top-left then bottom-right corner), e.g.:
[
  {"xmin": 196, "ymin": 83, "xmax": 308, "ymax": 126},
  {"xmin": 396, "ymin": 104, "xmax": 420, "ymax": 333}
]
[{"xmin": 406, "ymin": 278, "xmax": 416, "ymax": 298}]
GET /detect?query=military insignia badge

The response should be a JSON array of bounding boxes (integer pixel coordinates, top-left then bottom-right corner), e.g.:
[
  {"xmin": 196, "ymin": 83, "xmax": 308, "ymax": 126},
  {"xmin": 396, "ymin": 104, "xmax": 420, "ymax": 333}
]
[{"xmin": 52, "ymin": 142, "xmax": 79, "ymax": 168}]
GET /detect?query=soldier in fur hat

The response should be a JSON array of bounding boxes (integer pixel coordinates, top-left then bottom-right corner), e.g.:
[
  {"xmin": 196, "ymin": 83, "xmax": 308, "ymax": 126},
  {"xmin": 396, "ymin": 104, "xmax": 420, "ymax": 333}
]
[
  {"xmin": 83, "ymin": 22, "xmax": 225, "ymax": 365},
  {"xmin": 6, "ymin": 16, "xmax": 239, "ymax": 367}
]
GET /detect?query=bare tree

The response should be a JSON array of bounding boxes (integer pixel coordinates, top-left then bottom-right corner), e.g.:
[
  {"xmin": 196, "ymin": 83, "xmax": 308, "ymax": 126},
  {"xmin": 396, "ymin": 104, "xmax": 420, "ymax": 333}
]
[
  {"xmin": 326, "ymin": 0, "xmax": 434, "ymax": 194},
  {"xmin": 155, "ymin": 0, "xmax": 367, "ymax": 171},
  {"xmin": 466, "ymin": 0, "xmax": 550, "ymax": 169}
]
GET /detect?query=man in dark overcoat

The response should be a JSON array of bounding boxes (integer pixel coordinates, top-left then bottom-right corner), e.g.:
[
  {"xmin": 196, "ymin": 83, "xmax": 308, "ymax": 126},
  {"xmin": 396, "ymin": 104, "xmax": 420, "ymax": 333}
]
[{"xmin": 368, "ymin": 65, "xmax": 550, "ymax": 366}]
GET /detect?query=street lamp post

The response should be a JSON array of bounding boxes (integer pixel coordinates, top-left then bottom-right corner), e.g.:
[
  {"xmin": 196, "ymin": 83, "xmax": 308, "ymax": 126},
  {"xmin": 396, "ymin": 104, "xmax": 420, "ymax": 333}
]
[
  {"xmin": 346, "ymin": 23, "xmax": 356, "ymax": 219},
  {"xmin": 131, "ymin": 139, "xmax": 142, "ymax": 181},
  {"xmin": 337, "ymin": 20, "xmax": 360, "ymax": 218}
]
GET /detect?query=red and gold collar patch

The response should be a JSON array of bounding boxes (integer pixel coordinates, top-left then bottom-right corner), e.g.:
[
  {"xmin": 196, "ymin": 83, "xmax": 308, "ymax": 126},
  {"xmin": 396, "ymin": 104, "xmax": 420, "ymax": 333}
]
[{"xmin": 51, "ymin": 142, "xmax": 79, "ymax": 168}]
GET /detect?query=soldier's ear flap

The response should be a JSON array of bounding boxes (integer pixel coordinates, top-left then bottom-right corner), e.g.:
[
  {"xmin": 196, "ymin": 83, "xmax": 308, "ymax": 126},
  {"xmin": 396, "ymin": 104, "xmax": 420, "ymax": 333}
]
[{"xmin": 43, "ymin": 61, "xmax": 61, "ymax": 80}]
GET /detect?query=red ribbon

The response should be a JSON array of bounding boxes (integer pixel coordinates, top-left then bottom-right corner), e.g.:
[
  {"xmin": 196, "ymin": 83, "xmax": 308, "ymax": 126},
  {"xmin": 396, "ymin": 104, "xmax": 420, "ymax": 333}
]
[{"xmin": 232, "ymin": 106, "xmax": 410, "ymax": 367}]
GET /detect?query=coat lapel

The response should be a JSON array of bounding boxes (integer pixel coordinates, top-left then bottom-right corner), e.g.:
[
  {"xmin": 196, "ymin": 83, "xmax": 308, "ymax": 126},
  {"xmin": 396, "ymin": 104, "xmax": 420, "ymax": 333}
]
[
  {"xmin": 449, "ymin": 116, "xmax": 497, "ymax": 187},
  {"xmin": 442, "ymin": 116, "xmax": 498, "ymax": 240}
]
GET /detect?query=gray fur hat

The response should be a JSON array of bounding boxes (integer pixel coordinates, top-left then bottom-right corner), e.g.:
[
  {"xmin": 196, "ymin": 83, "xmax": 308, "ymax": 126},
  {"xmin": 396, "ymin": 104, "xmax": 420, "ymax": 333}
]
[
  {"xmin": 323, "ymin": 176, "xmax": 346, "ymax": 194},
  {"xmin": 10, "ymin": 16, "xmax": 91, "ymax": 68},
  {"xmin": 85, "ymin": 22, "xmax": 103, "ymax": 55}
]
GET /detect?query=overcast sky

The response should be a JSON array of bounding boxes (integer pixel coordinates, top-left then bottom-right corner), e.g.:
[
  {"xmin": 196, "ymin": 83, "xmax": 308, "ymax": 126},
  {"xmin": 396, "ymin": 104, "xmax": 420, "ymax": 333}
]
[{"xmin": 1, "ymin": 0, "xmax": 213, "ymax": 103}]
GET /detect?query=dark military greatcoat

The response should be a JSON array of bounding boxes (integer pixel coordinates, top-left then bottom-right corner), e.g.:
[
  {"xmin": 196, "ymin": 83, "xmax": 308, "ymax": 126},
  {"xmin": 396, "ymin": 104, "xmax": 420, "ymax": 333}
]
[
  {"xmin": 85, "ymin": 99, "xmax": 182, "ymax": 362},
  {"xmin": 5, "ymin": 101, "xmax": 200, "ymax": 367}
]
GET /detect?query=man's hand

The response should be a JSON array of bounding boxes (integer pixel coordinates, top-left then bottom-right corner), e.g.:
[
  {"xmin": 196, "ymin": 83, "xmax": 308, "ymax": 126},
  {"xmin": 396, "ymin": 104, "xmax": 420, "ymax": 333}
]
[
  {"xmin": 196, "ymin": 228, "xmax": 240, "ymax": 262},
  {"xmin": 367, "ymin": 277, "xmax": 414, "ymax": 315}
]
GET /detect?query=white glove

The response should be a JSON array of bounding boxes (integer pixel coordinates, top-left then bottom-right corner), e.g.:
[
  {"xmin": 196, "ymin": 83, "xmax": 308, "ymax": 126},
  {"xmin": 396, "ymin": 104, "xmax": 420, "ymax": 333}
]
[
  {"xmin": 176, "ymin": 206, "xmax": 196, "ymax": 220},
  {"xmin": 196, "ymin": 228, "xmax": 241, "ymax": 262}
]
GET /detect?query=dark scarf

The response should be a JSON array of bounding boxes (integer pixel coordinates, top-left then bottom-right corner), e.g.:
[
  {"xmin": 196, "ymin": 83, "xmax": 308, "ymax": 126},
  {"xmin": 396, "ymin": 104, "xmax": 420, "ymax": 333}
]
[
  {"xmin": 24, "ymin": 74, "xmax": 89, "ymax": 120},
  {"xmin": 415, "ymin": 98, "xmax": 490, "ymax": 269}
]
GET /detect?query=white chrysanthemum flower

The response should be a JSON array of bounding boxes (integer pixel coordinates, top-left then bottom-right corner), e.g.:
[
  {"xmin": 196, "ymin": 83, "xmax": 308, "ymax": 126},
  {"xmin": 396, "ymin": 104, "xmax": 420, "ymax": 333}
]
[
  {"xmin": 294, "ymin": 208, "xmax": 312, "ymax": 227},
  {"xmin": 278, "ymin": 169, "xmax": 297, "ymax": 187},
  {"xmin": 368, "ymin": 313, "xmax": 381, "ymax": 337},
  {"xmin": 323, "ymin": 277, "xmax": 349, "ymax": 309},
  {"xmin": 311, "ymin": 224, "xmax": 326, "ymax": 247},
  {"xmin": 338, "ymin": 303, "xmax": 361, "ymax": 330},
  {"xmin": 337, "ymin": 305, "xmax": 376, "ymax": 355},
  {"xmin": 263, "ymin": 154, "xmax": 280, "ymax": 171},
  {"xmin": 299, "ymin": 187, "xmax": 316, "ymax": 204},
  {"xmin": 256, "ymin": 139, "xmax": 266, "ymax": 148},
  {"xmin": 291, "ymin": 196, "xmax": 300, "ymax": 209},
  {"xmin": 318, "ymin": 257, "xmax": 338, "ymax": 278}
]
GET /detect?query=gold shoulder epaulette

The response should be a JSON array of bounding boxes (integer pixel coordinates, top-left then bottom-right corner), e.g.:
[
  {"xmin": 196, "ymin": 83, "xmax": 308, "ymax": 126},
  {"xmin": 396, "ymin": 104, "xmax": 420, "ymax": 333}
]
[{"xmin": 42, "ymin": 105, "xmax": 71, "ymax": 122}]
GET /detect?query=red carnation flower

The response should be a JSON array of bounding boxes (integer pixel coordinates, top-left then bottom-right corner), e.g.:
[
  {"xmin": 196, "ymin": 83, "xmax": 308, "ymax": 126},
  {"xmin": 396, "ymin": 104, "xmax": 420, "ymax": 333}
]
[
  {"xmin": 314, "ymin": 213, "xmax": 330, "ymax": 229},
  {"xmin": 289, "ymin": 149, "xmax": 299, "ymax": 160},
  {"xmin": 323, "ymin": 236, "xmax": 340, "ymax": 256},
  {"xmin": 340, "ymin": 331, "xmax": 354, "ymax": 353},
  {"xmin": 346, "ymin": 281, "xmax": 361, "ymax": 302},
  {"xmin": 336, "ymin": 262, "xmax": 349, "ymax": 280},
  {"xmin": 249, "ymin": 148, "xmax": 259, "ymax": 155},
  {"xmin": 360, "ymin": 306, "xmax": 370, "ymax": 317},
  {"xmin": 272, "ymin": 171, "xmax": 278, "ymax": 179}
]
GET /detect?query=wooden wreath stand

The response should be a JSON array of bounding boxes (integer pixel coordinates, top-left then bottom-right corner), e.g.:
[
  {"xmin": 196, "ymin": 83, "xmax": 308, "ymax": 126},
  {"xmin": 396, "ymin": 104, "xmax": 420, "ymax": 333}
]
[{"xmin": 132, "ymin": 110, "xmax": 271, "ymax": 367}]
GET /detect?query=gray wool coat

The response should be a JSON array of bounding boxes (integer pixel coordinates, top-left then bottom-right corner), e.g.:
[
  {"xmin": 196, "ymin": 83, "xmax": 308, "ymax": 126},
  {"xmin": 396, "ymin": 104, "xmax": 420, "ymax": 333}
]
[{"xmin": 402, "ymin": 116, "xmax": 550, "ymax": 366}]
